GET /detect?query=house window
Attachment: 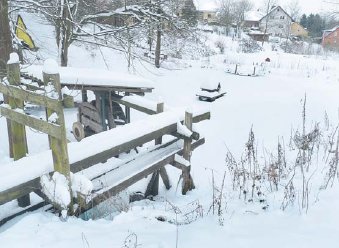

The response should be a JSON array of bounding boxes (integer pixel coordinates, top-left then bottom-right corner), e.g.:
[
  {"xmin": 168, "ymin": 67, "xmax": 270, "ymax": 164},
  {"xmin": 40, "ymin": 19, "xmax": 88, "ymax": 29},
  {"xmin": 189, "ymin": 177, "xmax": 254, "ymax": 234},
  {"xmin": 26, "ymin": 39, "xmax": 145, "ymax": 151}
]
[
  {"xmin": 207, "ymin": 14, "xmax": 211, "ymax": 18},
  {"xmin": 335, "ymin": 32, "xmax": 337, "ymax": 37},
  {"xmin": 280, "ymin": 16, "xmax": 285, "ymax": 19},
  {"xmin": 270, "ymin": 16, "xmax": 274, "ymax": 19},
  {"xmin": 279, "ymin": 25, "xmax": 283, "ymax": 29}
]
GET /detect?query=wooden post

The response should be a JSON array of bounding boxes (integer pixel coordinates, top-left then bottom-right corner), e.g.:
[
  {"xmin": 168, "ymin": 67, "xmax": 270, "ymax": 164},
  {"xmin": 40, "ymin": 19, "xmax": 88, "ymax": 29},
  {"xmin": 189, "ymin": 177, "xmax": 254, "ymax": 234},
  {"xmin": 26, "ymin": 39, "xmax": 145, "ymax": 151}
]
[
  {"xmin": 125, "ymin": 92, "xmax": 131, "ymax": 124},
  {"xmin": 145, "ymin": 101, "xmax": 170, "ymax": 196},
  {"xmin": 182, "ymin": 111, "xmax": 195, "ymax": 195},
  {"xmin": 235, "ymin": 64, "xmax": 238, "ymax": 74},
  {"xmin": 81, "ymin": 89, "xmax": 88, "ymax": 102},
  {"xmin": 7, "ymin": 53, "xmax": 30, "ymax": 207},
  {"xmin": 43, "ymin": 60, "xmax": 73, "ymax": 214},
  {"xmin": 107, "ymin": 91, "xmax": 116, "ymax": 129}
]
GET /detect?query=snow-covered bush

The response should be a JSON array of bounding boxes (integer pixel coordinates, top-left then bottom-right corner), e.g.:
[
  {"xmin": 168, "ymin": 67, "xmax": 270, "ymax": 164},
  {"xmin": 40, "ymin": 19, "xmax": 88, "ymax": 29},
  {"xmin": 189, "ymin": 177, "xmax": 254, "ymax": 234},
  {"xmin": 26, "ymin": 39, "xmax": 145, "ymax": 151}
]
[{"xmin": 238, "ymin": 38, "xmax": 262, "ymax": 53}]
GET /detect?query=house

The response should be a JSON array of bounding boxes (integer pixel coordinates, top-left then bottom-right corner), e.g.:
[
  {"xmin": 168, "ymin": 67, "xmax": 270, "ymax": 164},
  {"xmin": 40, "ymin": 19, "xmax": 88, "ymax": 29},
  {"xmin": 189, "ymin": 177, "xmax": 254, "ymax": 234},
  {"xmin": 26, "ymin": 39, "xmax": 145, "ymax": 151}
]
[
  {"xmin": 198, "ymin": 10, "xmax": 218, "ymax": 24},
  {"xmin": 258, "ymin": 6, "xmax": 293, "ymax": 37},
  {"xmin": 243, "ymin": 10, "xmax": 263, "ymax": 30},
  {"xmin": 193, "ymin": 0, "xmax": 218, "ymax": 24},
  {"xmin": 290, "ymin": 22, "xmax": 308, "ymax": 38},
  {"xmin": 243, "ymin": 6, "xmax": 308, "ymax": 41},
  {"xmin": 322, "ymin": 26, "xmax": 339, "ymax": 48},
  {"xmin": 247, "ymin": 31, "xmax": 269, "ymax": 42}
]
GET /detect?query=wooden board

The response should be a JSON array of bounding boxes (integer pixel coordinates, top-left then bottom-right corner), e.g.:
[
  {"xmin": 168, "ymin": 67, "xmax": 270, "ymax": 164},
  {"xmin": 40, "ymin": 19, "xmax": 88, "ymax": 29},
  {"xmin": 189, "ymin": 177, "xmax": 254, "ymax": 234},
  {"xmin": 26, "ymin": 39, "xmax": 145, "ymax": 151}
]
[
  {"xmin": 81, "ymin": 138, "xmax": 205, "ymax": 212},
  {"xmin": 196, "ymin": 92, "xmax": 226, "ymax": 102}
]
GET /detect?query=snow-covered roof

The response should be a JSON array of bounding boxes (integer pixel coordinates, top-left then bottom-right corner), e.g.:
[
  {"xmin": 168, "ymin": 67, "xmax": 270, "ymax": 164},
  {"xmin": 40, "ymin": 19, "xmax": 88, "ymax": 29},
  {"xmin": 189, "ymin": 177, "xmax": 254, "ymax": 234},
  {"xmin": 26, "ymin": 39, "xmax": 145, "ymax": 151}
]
[
  {"xmin": 259, "ymin": 6, "xmax": 292, "ymax": 22},
  {"xmin": 22, "ymin": 65, "xmax": 154, "ymax": 89},
  {"xmin": 193, "ymin": 0, "xmax": 218, "ymax": 11},
  {"xmin": 244, "ymin": 10, "xmax": 264, "ymax": 22},
  {"xmin": 323, "ymin": 25, "xmax": 339, "ymax": 35}
]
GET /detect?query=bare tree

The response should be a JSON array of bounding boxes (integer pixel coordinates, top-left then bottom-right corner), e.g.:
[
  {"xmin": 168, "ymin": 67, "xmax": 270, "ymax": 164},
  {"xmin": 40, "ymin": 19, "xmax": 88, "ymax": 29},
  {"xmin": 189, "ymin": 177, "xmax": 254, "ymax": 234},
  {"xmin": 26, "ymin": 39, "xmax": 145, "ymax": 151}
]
[
  {"xmin": 261, "ymin": 0, "xmax": 279, "ymax": 46},
  {"xmin": 234, "ymin": 0, "xmax": 254, "ymax": 37},
  {"xmin": 218, "ymin": 0, "xmax": 236, "ymax": 35},
  {"xmin": 285, "ymin": 0, "xmax": 301, "ymax": 21}
]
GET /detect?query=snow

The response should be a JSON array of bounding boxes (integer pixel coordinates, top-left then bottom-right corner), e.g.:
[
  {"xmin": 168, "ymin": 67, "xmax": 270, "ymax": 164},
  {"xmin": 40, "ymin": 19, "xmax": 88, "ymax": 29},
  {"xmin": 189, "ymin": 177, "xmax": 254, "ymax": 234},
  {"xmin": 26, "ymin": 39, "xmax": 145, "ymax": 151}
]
[
  {"xmin": 176, "ymin": 121, "xmax": 193, "ymax": 138},
  {"xmin": 196, "ymin": 89, "xmax": 223, "ymax": 98},
  {"xmin": 193, "ymin": 0, "xmax": 218, "ymax": 11},
  {"xmin": 122, "ymin": 95, "xmax": 159, "ymax": 112},
  {"xmin": 2, "ymin": 10, "xmax": 339, "ymax": 248},
  {"xmin": 70, "ymin": 173, "xmax": 93, "ymax": 197},
  {"xmin": 40, "ymin": 172, "xmax": 71, "ymax": 209},
  {"xmin": 7, "ymin": 53, "xmax": 19, "ymax": 65},
  {"xmin": 244, "ymin": 10, "xmax": 264, "ymax": 22},
  {"xmin": 174, "ymin": 154, "xmax": 190, "ymax": 167},
  {"xmin": 48, "ymin": 113, "xmax": 58, "ymax": 123},
  {"xmin": 200, "ymin": 80, "xmax": 219, "ymax": 91},
  {"xmin": 42, "ymin": 59, "xmax": 59, "ymax": 74},
  {"xmin": 22, "ymin": 65, "xmax": 154, "ymax": 89}
]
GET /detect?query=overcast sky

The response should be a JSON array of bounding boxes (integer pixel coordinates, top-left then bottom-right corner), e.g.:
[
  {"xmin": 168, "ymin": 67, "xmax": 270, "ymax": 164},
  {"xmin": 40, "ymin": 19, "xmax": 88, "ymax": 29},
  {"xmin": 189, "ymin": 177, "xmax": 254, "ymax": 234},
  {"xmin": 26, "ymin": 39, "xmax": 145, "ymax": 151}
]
[{"xmin": 194, "ymin": 0, "xmax": 336, "ymax": 14}]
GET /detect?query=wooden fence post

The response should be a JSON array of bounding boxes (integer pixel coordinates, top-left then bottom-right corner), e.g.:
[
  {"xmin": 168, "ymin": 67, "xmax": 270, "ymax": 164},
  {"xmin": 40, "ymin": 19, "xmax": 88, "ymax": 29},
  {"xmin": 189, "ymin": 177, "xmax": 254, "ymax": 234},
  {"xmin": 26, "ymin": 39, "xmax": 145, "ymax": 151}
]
[
  {"xmin": 43, "ymin": 59, "xmax": 73, "ymax": 214},
  {"xmin": 145, "ymin": 101, "xmax": 171, "ymax": 196},
  {"xmin": 125, "ymin": 92, "xmax": 131, "ymax": 124},
  {"xmin": 182, "ymin": 110, "xmax": 195, "ymax": 195},
  {"xmin": 7, "ymin": 53, "xmax": 30, "ymax": 207}
]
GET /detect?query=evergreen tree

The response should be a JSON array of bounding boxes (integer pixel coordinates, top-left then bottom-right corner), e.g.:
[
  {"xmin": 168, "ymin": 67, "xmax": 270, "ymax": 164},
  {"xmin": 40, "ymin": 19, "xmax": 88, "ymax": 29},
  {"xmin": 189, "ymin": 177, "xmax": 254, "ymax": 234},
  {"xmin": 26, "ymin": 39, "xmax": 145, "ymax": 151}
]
[
  {"xmin": 300, "ymin": 14, "xmax": 307, "ymax": 28},
  {"xmin": 180, "ymin": 0, "xmax": 198, "ymax": 26}
]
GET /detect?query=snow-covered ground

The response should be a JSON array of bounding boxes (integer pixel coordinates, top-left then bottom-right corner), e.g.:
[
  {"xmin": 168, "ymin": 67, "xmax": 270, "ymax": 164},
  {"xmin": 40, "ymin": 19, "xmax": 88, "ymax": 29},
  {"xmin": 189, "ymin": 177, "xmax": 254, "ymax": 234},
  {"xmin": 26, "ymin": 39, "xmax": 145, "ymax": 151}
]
[{"xmin": 1, "ymin": 13, "xmax": 339, "ymax": 248}]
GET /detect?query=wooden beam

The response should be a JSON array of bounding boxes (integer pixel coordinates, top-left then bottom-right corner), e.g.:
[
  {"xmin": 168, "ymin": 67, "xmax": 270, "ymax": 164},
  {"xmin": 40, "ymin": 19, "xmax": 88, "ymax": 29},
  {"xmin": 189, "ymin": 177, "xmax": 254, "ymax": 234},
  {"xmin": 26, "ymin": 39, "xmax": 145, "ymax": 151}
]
[
  {"xmin": 81, "ymin": 138, "xmax": 205, "ymax": 213},
  {"xmin": 81, "ymin": 115, "xmax": 103, "ymax": 133},
  {"xmin": 0, "ymin": 138, "xmax": 205, "ymax": 207},
  {"xmin": 0, "ymin": 83, "xmax": 61, "ymax": 111},
  {"xmin": 111, "ymin": 95, "xmax": 156, "ymax": 115},
  {"xmin": 146, "ymin": 102, "xmax": 165, "ymax": 197},
  {"xmin": 192, "ymin": 111, "xmax": 210, "ymax": 123},
  {"xmin": 71, "ymin": 112, "xmax": 210, "ymax": 173},
  {"xmin": 0, "ymin": 201, "xmax": 48, "ymax": 226},
  {"xmin": 0, "ymin": 106, "xmax": 62, "ymax": 139},
  {"xmin": 62, "ymin": 85, "xmax": 153, "ymax": 94},
  {"xmin": 182, "ymin": 111, "xmax": 195, "ymax": 195},
  {"xmin": 7, "ymin": 61, "xmax": 29, "ymax": 207},
  {"xmin": 43, "ymin": 70, "xmax": 73, "ymax": 214}
]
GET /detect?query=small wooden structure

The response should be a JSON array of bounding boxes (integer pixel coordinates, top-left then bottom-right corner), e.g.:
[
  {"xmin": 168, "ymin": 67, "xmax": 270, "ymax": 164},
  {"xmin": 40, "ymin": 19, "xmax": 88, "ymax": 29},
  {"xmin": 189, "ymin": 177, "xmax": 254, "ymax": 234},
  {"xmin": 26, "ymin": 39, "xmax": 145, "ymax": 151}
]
[
  {"xmin": 21, "ymin": 65, "xmax": 155, "ymax": 141},
  {"xmin": 196, "ymin": 82, "xmax": 226, "ymax": 102},
  {"xmin": 225, "ymin": 63, "xmax": 266, "ymax": 77},
  {"xmin": 0, "ymin": 58, "xmax": 210, "ymax": 225}
]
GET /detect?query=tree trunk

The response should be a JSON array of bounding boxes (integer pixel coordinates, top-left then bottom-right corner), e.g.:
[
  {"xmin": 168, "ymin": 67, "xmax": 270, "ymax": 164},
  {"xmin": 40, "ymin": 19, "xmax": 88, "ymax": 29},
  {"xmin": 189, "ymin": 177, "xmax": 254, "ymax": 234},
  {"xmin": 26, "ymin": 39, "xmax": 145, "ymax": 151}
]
[
  {"xmin": 0, "ymin": 0, "xmax": 14, "ymax": 158},
  {"xmin": 0, "ymin": 0, "xmax": 12, "ymax": 78},
  {"xmin": 58, "ymin": 0, "xmax": 72, "ymax": 67},
  {"xmin": 154, "ymin": 28, "xmax": 161, "ymax": 68}
]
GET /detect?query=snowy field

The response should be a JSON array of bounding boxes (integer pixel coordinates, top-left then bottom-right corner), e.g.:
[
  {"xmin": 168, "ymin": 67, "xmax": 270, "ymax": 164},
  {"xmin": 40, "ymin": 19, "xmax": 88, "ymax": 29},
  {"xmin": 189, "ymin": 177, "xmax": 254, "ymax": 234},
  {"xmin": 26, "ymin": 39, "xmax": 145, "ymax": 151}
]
[{"xmin": 1, "ymin": 14, "xmax": 339, "ymax": 247}]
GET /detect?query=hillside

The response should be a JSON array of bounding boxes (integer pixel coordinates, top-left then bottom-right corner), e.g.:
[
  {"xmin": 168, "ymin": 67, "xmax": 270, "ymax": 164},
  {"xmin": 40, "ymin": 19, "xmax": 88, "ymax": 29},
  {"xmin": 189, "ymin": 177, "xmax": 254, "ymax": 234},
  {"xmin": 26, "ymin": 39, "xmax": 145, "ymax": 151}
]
[{"xmin": 1, "ymin": 12, "xmax": 339, "ymax": 248}]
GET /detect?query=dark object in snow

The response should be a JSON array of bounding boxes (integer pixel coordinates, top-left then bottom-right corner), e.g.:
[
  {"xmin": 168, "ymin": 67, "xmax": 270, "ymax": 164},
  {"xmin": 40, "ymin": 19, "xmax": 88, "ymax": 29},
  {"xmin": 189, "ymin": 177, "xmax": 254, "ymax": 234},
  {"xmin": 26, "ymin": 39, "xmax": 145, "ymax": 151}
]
[
  {"xmin": 197, "ymin": 82, "xmax": 226, "ymax": 102},
  {"xmin": 156, "ymin": 216, "xmax": 166, "ymax": 222},
  {"xmin": 265, "ymin": 57, "xmax": 271, "ymax": 62},
  {"xmin": 129, "ymin": 191, "xmax": 145, "ymax": 202}
]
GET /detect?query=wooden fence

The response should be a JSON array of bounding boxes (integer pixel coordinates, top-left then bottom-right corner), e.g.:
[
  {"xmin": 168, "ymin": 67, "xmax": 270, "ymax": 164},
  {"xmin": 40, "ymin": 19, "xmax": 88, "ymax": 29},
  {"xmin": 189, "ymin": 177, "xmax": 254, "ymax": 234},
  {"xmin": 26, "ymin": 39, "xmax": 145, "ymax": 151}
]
[{"xmin": 0, "ymin": 55, "xmax": 210, "ymax": 224}]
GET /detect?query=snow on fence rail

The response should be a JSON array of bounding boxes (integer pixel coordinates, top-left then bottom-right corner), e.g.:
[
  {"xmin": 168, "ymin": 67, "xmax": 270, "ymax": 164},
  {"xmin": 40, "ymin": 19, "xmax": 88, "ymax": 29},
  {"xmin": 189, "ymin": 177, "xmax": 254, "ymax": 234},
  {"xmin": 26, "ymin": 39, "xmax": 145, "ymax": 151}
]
[{"xmin": 0, "ymin": 56, "xmax": 210, "ymax": 223}]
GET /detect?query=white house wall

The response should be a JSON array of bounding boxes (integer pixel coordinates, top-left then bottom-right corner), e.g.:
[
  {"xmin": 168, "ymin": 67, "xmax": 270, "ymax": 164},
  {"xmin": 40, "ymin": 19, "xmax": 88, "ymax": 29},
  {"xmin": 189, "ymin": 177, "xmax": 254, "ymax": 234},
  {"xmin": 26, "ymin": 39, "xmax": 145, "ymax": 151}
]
[{"xmin": 259, "ymin": 7, "xmax": 292, "ymax": 37}]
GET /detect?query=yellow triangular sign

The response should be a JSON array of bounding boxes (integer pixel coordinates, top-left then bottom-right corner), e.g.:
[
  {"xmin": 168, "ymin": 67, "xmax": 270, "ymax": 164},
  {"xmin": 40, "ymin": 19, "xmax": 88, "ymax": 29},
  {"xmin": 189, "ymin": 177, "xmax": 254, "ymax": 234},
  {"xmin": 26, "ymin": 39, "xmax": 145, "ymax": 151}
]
[{"xmin": 15, "ymin": 15, "xmax": 36, "ymax": 50}]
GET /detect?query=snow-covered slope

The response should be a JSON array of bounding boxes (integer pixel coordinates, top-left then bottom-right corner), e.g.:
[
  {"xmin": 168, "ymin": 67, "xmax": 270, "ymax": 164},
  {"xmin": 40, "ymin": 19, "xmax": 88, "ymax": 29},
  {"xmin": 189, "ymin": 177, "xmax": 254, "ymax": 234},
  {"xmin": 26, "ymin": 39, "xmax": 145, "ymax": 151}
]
[{"xmin": 1, "ymin": 11, "xmax": 339, "ymax": 248}]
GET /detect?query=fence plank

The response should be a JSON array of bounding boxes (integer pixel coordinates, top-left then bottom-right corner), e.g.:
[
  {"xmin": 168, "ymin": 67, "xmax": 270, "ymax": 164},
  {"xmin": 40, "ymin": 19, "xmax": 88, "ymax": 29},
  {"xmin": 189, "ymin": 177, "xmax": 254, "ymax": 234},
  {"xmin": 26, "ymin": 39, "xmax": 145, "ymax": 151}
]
[
  {"xmin": 0, "ymin": 106, "xmax": 62, "ymax": 138},
  {"xmin": 0, "ymin": 83, "xmax": 60, "ymax": 111},
  {"xmin": 43, "ymin": 67, "xmax": 73, "ymax": 214},
  {"xmin": 182, "ymin": 111, "xmax": 195, "ymax": 195}
]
